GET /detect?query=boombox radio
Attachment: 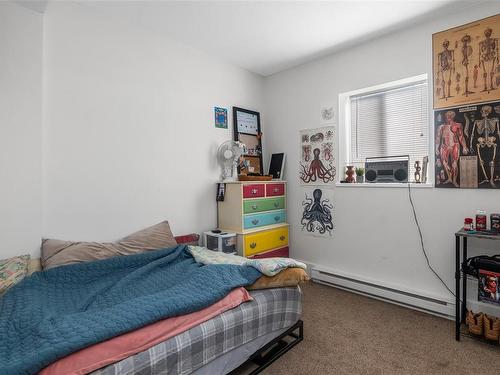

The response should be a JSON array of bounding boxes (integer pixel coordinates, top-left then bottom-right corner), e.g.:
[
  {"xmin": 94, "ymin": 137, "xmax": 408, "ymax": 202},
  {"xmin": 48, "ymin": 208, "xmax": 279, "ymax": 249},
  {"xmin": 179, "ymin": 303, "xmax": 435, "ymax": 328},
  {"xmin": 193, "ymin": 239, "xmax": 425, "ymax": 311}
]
[{"xmin": 364, "ymin": 155, "xmax": 409, "ymax": 183}]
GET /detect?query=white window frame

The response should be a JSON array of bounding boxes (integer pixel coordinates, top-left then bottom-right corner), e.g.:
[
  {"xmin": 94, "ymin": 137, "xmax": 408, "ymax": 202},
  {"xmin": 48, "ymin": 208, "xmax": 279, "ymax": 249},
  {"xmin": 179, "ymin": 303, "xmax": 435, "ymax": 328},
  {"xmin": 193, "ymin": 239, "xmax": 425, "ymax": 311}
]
[{"xmin": 337, "ymin": 74, "xmax": 433, "ymax": 188}]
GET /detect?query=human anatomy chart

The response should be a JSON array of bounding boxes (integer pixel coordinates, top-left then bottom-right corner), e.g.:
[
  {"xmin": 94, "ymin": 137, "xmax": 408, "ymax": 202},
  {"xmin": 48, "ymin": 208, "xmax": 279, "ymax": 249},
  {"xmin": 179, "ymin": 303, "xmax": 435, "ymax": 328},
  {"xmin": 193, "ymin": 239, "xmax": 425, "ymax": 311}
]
[
  {"xmin": 300, "ymin": 187, "xmax": 334, "ymax": 237},
  {"xmin": 435, "ymin": 101, "xmax": 500, "ymax": 189},
  {"xmin": 299, "ymin": 126, "xmax": 336, "ymax": 185},
  {"xmin": 432, "ymin": 14, "xmax": 500, "ymax": 109}
]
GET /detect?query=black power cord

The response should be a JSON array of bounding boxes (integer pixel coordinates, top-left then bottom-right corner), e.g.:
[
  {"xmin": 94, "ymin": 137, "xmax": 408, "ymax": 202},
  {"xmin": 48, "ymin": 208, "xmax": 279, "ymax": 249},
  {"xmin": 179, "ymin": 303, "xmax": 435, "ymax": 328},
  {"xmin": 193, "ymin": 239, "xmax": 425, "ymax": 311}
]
[{"xmin": 407, "ymin": 182, "xmax": 458, "ymax": 298}]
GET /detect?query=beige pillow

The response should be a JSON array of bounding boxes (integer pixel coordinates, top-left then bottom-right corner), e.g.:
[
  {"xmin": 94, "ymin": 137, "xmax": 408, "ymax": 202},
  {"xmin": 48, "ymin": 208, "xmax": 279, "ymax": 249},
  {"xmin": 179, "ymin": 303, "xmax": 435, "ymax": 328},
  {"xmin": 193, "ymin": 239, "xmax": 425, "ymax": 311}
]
[
  {"xmin": 41, "ymin": 221, "xmax": 177, "ymax": 270},
  {"xmin": 247, "ymin": 268, "xmax": 310, "ymax": 290},
  {"xmin": 27, "ymin": 258, "xmax": 42, "ymax": 275}
]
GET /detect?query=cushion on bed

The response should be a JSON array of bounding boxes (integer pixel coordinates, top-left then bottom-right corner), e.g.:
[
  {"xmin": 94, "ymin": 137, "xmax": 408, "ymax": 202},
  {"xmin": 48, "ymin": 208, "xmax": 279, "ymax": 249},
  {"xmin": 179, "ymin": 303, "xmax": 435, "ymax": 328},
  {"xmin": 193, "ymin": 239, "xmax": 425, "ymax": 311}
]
[
  {"xmin": 0, "ymin": 254, "xmax": 30, "ymax": 296},
  {"xmin": 41, "ymin": 221, "xmax": 177, "ymax": 270},
  {"xmin": 247, "ymin": 267, "xmax": 309, "ymax": 290},
  {"xmin": 27, "ymin": 258, "xmax": 41, "ymax": 275}
]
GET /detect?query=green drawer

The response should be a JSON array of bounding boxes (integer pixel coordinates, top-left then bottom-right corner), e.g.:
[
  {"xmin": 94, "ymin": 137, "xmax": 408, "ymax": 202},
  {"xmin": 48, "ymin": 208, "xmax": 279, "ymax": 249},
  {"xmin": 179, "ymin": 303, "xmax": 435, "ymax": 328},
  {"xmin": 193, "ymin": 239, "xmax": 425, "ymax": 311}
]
[{"xmin": 243, "ymin": 197, "xmax": 285, "ymax": 214}]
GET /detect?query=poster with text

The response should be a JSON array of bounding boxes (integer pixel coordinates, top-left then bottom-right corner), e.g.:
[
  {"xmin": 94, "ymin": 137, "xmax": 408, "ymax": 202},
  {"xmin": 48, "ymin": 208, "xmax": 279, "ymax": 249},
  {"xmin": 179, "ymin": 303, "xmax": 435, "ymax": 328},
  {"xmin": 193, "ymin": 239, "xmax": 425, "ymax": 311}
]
[
  {"xmin": 435, "ymin": 101, "xmax": 500, "ymax": 189},
  {"xmin": 299, "ymin": 126, "xmax": 336, "ymax": 185},
  {"xmin": 432, "ymin": 14, "xmax": 500, "ymax": 109},
  {"xmin": 300, "ymin": 187, "xmax": 334, "ymax": 237}
]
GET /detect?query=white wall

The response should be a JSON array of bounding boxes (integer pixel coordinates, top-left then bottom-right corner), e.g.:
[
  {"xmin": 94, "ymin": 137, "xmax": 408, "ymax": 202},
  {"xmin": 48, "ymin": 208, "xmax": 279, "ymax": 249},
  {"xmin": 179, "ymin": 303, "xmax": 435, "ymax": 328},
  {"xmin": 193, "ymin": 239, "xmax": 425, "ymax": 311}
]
[
  {"xmin": 42, "ymin": 2, "xmax": 263, "ymax": 242},
  {"xmin": 264, "ymin": 2, "xmax": 500, "ymax": 301},
  {"xmin": 0, "ymin": 2, "xmax": 43, "ymax": 258}
]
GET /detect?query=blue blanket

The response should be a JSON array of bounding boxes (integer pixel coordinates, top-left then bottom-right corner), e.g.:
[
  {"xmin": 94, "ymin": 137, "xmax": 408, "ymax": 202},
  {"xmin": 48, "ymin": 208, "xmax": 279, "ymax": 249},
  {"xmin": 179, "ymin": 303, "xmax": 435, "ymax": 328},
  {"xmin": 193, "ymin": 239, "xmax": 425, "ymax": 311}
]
[{"xmin": 0, "ymin": 245, "xmax": 261, "ymax": 374}]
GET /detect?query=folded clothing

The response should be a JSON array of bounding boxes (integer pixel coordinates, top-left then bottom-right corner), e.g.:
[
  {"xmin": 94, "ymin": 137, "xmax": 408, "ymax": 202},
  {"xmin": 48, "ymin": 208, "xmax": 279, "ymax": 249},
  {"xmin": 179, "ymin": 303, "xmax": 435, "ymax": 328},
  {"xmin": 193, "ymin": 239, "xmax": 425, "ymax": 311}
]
[
  {"xmin": 40, "ymin": 287, "xmax": 252, "ymax": 375},
  {"xmin": 188, "ymin": 246, "xmax": 307, "ymax": 276}
]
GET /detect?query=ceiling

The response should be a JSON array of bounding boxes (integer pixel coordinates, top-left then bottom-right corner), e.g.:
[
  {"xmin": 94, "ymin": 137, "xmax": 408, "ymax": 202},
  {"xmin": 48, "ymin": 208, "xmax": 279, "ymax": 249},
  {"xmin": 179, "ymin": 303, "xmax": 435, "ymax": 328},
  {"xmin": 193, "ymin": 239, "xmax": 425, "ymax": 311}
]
[{"xmin": 23, "ymin": 0, "xmax": 478, "ymax": 76}]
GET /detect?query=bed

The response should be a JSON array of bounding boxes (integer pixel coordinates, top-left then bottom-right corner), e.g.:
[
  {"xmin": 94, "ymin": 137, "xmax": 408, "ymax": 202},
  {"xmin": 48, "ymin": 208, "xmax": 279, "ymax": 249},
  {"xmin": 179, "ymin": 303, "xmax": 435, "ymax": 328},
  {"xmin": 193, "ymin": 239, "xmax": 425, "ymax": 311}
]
[
  {"xmin": 0, "ymin": 222, "xmax": 304, "ymax": 375},
  {"xmin": 92, "ymin": 287, "xmax": 303, "ymax": 375}
]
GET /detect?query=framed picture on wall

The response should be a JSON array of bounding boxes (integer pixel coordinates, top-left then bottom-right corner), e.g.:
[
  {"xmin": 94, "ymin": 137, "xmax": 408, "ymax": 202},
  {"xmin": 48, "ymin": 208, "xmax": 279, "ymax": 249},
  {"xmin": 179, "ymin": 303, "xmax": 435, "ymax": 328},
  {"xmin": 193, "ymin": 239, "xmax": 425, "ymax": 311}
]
[
  {"xmin": 234, "ymin": 107, "xmax": 260, "ymax": 135},
  {"xmin": 233, "ymin": 107, "xmax": 263, "ymax": 175},
  {"xmin": 214, "ymin": 107, "xmax": 228, "ymax": 129}
]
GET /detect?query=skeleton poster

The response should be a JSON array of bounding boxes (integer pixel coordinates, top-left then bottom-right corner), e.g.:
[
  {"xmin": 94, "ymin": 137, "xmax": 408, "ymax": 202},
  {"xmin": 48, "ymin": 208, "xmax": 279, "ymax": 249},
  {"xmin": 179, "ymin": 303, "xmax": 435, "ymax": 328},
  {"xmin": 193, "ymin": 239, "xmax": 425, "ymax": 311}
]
[
  {"xmin": 301, "ymin": 187, "xmax": 334, "ymax": 237},
  {"xmin": 435, "ymin": 101, "xmax": 500, "ymax": 189},
  {"xmin": 299, "ymin": 126, "xmax": 336, "ymax": 185},
  {"xmin": 432, "ymin": 14, "xmax": 500, "ymax": 109}
]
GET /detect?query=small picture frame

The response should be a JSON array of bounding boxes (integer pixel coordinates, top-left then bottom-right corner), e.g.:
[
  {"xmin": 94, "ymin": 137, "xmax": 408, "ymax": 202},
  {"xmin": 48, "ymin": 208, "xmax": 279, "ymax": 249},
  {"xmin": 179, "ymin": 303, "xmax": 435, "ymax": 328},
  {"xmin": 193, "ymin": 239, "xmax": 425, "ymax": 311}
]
[
  {"xmin": 268, "ymin": 153, "xmax": 286, "ymax": 180},
  {"xmin": 214, "ymin": 107, "xmax": 228, "ymax": 129},
  {"xmin": 233, "ymin": 107, "xmax": 260, "ymax": 135},
  {"xmin": 320, "ymin": 104, "xmax": 335, "ymax": 124}
]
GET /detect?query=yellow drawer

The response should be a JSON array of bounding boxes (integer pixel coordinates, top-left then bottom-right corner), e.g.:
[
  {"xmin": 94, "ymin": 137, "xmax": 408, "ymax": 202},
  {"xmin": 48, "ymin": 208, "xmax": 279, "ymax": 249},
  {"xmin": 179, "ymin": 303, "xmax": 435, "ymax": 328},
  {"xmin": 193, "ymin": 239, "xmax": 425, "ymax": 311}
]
[{"xmin": 243, "ymin": 226, "xmax": 289, "ymax": 256}]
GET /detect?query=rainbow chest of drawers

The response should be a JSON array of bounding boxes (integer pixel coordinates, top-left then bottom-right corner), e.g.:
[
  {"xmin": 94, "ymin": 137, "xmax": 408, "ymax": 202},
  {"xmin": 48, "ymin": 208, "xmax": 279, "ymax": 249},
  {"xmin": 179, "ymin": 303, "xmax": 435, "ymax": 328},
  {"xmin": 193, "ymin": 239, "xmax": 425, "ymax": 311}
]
[{"xmin": 217, "ymin": 181, "xmax": 289, "ymax": 259}]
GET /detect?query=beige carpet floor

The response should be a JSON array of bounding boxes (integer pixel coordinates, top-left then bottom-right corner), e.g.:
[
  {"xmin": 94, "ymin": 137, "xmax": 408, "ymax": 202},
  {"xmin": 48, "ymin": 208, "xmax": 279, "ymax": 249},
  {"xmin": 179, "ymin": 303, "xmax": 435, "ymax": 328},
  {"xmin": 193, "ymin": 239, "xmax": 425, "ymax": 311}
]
[{"xmin": 236, "ymin": 281, "xmax": 499, "ymax": 375}]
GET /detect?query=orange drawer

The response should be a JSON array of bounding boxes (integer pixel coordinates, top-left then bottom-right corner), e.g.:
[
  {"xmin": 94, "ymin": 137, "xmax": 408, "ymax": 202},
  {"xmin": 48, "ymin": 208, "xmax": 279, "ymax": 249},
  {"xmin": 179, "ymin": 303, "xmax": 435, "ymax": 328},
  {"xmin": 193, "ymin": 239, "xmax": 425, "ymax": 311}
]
[
  {"xmin": 266, "ymin": 183, "xmax": 285, "ymax": 197},
  {"xmin": 243, "ymin": 184, "xmax": 265, "ymax": 198}
]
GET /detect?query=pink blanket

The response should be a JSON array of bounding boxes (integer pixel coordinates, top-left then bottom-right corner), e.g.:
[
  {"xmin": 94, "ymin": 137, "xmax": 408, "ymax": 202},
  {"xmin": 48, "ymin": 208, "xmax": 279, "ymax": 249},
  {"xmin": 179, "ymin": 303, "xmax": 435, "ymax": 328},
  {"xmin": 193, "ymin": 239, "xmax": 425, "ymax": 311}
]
[{"xmin": 40, "ymin": 287, "xmax": 252, "ymax": 375}]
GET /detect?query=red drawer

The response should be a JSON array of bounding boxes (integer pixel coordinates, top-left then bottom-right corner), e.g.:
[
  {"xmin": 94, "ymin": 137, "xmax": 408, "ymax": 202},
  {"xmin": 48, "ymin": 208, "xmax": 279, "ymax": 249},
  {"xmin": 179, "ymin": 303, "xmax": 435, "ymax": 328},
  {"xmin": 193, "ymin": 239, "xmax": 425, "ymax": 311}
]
[
  {"xmin": 249, "ymin": 246, "xmax": 289, "ymax": 259},
  {"xmin": 266, "ymin": 183, "xmax": 285, "ymax": 197},
  {"xmin": 243, "ymin": 184, "xmax": 265, "ymax": 198}
]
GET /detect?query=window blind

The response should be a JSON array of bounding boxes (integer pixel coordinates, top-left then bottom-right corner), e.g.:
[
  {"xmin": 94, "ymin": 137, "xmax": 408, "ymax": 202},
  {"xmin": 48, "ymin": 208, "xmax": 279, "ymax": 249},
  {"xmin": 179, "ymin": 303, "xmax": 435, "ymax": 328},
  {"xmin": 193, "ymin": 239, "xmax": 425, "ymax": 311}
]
[{"xmin": 350, "ymin": 81, "xmax": 429, "ymax": 178}]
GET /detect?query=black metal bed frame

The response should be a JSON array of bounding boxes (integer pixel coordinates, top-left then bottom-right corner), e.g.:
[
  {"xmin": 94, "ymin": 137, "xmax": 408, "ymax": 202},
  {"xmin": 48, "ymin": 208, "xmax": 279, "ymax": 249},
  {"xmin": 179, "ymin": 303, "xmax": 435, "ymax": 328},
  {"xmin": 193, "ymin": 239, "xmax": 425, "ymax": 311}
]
[{"xmin": 230, "ymin": 319, "xmax": 304, "ymax": 375}]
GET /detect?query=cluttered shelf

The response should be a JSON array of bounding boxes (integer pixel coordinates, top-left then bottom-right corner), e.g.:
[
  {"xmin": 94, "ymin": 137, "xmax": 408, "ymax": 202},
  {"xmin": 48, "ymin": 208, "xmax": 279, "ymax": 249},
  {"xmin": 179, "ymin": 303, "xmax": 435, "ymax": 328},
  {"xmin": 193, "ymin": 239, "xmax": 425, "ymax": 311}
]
[
  {"xmin": 455, "ymin": 226, "xmax": 500, "ymax": 344},
  {"xmin": 455, "ymin": 229, "xmax": 500, "ymax": 241}
]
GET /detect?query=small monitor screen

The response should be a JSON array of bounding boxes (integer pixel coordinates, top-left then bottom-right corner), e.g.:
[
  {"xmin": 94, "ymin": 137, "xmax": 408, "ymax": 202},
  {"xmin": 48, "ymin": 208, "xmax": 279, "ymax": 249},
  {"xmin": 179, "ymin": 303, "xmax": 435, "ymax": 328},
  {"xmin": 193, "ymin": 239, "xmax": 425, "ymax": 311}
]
[{"xmin": 269, "ymin": 153, "xmax": 285, "ymax": 179}]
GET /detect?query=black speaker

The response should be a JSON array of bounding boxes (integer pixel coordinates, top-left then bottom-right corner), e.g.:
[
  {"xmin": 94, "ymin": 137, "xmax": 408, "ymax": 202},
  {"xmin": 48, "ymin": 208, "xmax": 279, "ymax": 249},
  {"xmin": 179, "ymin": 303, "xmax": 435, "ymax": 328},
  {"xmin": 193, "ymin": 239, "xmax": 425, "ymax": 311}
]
[
  {"xmin": 365, "ymin": 169, "xmax": 377, "ymax": 182},
  {"xmin": 394, "ymin": 168, "xmax": 408, "ymax": 182},
  {"xmin": 365, "ymin": 156, "xmax": 409, "ymax": 183}
]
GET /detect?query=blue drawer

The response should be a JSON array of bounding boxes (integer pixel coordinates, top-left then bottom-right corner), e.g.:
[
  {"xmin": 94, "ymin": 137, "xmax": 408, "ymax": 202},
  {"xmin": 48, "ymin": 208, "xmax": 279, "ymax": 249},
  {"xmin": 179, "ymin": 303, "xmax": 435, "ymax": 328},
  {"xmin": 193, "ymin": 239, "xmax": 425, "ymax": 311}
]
[{"xmin": 243, "ymin": 210, "xmax": 286, "ymax": 229}]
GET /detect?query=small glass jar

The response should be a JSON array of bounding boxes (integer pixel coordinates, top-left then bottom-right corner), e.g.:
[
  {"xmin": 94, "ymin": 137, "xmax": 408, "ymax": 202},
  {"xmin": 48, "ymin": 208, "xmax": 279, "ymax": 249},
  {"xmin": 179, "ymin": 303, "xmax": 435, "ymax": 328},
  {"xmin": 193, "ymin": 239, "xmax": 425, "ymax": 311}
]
[
  {"xmin": 476, "ymin": 210, "xmax": 487, "ymax": 231},
  {"xmin": 491, "ymin": 213, "xmax": 500, "ymax": 233},
  {"xmin": 464, "ymin": 218, "xmax": 474, "ymax": 231}
]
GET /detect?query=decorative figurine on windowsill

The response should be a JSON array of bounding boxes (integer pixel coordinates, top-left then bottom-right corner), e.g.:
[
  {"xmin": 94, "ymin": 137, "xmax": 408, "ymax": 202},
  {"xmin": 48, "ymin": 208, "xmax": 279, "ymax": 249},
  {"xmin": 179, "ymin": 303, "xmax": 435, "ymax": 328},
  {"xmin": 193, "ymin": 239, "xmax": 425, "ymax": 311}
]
[
  {"xmin": 345, "ymin": 166, "xmax": 355, "ymax": 183},
  {"xmin": 414, "ymin": 160, "xmax": 422, "ymax": 183}
]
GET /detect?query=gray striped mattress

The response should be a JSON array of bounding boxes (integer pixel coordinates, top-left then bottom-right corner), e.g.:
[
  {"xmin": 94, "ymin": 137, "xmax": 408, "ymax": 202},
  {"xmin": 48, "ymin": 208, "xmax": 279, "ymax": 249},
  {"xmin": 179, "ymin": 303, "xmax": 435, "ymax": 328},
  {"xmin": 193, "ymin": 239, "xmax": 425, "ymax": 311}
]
[{"xmin": 91, "ymin": 286, "xmax": 302, "ymax": 375}]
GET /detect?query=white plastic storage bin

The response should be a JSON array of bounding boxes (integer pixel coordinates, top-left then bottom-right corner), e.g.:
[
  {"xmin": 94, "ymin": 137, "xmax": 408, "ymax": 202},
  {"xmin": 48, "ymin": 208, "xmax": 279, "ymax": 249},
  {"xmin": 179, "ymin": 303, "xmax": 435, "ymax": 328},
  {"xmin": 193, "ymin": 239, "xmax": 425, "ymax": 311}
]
[{"xmin": 203, "ymin": 231, "xmax": 237, "ymax": 254}]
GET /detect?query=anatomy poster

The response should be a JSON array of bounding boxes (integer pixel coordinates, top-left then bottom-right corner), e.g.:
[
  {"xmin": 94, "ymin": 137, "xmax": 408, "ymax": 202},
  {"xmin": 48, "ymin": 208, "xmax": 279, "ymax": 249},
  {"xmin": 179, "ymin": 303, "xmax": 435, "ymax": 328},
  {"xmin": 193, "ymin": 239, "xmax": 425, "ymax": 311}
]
[
  {"xmin": 435, "ymin": 101, "xmax": 500, "ymax": 189},
  {"xmin": 299, "ymin": 126, "xmax": 336, "ymax": 185},
  {"xmin": 301, "ymin": 187, "xmax": 334, "ymax": 237},
  {"xmin": 432, "ymin": 14, "xmax": 500, "ymax": 109}
]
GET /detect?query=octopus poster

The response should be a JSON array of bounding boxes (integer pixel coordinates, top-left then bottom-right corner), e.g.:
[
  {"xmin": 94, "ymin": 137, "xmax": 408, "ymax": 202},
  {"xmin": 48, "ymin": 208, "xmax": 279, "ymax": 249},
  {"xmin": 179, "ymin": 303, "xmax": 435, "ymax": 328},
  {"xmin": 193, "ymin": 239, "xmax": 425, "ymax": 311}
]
[
  {"xmin": 432, "ymin": 14, "xmax": 500, "ymax": 109},
  {"xmin": 435, "ymin": 101, "xmax": 500, "ymax": 189},
  {"xmin": 299, "ymin": 126, "xmax": 336, "ymax": 185},
  {"xmin": 301, "ymin": 188, "xmax": 334, "ymax": 237}
]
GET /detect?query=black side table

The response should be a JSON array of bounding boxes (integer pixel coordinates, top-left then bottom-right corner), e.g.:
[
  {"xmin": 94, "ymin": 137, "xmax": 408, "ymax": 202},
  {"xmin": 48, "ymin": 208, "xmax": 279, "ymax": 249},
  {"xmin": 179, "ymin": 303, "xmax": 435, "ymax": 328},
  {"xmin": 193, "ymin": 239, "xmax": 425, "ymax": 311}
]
[{"xmin": 455, "ymin": 228, "xmax": 500, "ymax": 341}]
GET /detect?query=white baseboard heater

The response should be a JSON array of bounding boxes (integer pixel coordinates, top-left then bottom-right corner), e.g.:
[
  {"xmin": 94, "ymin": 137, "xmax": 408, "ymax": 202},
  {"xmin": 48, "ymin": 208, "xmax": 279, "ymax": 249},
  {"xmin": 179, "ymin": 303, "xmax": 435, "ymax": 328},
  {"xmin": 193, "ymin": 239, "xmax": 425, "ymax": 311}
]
[{"xmin": 311, "ymin": 266, "xmax": 455, "ymax": 319}]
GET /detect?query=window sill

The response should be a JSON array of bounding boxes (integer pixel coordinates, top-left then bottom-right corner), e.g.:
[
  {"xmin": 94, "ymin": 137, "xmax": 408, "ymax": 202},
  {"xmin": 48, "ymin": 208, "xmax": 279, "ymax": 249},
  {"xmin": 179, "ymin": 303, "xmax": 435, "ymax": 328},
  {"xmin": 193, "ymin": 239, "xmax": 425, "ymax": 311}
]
[{"xmin": 335, "ymin": 182, "xmax": 433, "ymax": 188}]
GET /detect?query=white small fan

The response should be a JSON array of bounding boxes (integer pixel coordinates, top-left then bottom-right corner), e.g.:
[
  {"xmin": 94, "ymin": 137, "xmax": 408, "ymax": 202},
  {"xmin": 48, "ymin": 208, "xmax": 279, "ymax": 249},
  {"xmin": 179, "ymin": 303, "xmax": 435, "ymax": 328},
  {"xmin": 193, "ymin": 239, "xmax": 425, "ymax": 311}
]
[{"xmin": 217, "ymin": 141, "xmax": 243, "ymax": 181}]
